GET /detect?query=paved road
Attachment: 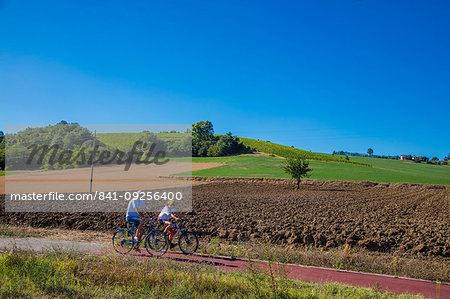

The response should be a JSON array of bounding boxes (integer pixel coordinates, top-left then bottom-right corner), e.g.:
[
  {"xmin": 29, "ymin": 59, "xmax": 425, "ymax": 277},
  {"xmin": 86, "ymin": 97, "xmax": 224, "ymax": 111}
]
[{"xmin": 1, "ymin": 237, "xmax": 449, "ymax": 298}]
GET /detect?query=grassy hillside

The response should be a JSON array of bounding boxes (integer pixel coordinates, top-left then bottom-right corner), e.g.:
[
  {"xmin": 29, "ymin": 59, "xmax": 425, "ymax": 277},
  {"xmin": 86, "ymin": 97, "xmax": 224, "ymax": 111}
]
[
  {"xmin": 97, "ymin": 133, "xmax": 146, "ymax": 151},
  {"xmin": 239, "ymin": 137, "xmax": 369, "ymax": 166},
  {"xmin": 97, "ymin": 132, "xmax": 187, "ymax": 151},
  {"xmin": 175, "ymin": 155, "xmax": 450, "ymax": 185}
]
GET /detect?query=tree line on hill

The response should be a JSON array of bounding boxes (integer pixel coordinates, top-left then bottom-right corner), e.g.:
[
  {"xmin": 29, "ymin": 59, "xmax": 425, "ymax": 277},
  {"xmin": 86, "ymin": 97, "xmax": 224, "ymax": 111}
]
[
  {"xmin": 4, "ymin": 122, "xmax": 113, "ymax": 170},
  {"xmin": 333, "ymin": 150, "xmax": 400, "ymax": 160},
  {"xmin": 332, "ymin": 149, "xmax": 449, "ymax": 165},
  {"xmin": 0, "ymin": 121, "xmax": 248, "ymax": 170},
  {"xmin": 2, "ymin": 122, "xmax": 191, "ymax": 170}
]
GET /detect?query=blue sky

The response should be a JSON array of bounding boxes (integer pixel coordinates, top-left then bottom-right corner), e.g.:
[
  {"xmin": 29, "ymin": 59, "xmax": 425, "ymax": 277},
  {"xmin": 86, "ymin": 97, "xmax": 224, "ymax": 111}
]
[{"xmin": 1, "ymin": 0, "xmax": 449, "ymax": 158}]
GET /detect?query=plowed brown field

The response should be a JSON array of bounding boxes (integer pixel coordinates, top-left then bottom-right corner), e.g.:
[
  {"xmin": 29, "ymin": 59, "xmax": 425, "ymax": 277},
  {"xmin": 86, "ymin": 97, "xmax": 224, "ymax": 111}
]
[{"xmin": 1, "ymin": 178, "xmax": 449, "ymax": 260}]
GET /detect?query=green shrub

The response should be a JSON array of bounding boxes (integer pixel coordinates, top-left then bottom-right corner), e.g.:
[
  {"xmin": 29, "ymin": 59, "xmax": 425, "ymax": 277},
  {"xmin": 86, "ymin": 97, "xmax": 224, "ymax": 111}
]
[{"xmin": 192, "ymin": 121, "xmax": 248, "ymax": 157}]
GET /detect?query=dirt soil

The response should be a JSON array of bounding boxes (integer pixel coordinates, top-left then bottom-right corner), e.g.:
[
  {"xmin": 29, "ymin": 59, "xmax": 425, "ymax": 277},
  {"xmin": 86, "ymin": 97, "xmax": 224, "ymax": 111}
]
[
  {"xmin": 1, "ymin": 178, "xmax": 449, "ymax": 260},
  {"xmin": 0, "ymin": 162, "xmax": 224, "ymax": 194}
]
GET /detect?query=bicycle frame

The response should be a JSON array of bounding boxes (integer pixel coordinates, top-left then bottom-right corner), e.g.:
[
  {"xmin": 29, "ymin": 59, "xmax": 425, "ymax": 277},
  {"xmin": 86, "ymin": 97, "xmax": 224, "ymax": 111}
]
[
  {"xmin": 126, "ymin": 219, "xmax": 159, "ymax": 246},
  {"xmin": 170, "ymin": 222, "xmax": 187, "ymax": 240}
]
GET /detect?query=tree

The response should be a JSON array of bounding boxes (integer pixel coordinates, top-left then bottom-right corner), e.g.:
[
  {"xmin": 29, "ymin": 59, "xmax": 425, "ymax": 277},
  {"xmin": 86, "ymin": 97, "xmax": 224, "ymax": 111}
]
[
  {"xmin": 281, "ymin": 156, "xmax": 312, "ymax": 189},
  {"xmin": 192, "ymin": 121, "xmax": 214, "ymax": 139},
  {"xmin": 431, "ymin": 157, "xmax": 438, "ymax": 161},
  {"xmin": 367, "ymin": 148, "xmax": 374, "ymax": 157},
  {"xmin": 192, "ymin": 121, "xmax": 214, "ymax": 157}
]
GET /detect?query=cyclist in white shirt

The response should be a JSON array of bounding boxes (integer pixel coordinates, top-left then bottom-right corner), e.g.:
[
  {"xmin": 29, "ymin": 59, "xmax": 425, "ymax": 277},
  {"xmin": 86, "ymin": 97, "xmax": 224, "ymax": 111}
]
[
  {"xmin": 158, "ymin": 200, "xmax": 180, "ymax": 246},
  {"xmin": 126, "ymin": 195, "xmax": 150, "ymax": 248}
]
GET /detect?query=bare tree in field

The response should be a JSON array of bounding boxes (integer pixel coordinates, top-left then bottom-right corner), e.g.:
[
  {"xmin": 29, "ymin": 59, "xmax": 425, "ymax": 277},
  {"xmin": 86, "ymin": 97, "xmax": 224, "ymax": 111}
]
[{"xmin": 282, "ymin": 156, "xmax": 312, "ymax": 190}]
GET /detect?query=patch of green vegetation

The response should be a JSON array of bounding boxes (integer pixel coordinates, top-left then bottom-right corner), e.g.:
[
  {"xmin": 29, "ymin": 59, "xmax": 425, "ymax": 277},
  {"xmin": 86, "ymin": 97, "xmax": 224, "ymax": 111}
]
[
  {"xmin": 180, "ymin": 155, "xmax": 288, "ymax": 178},
  {"xmin": 0, "ymin": 171, "xmax": 19, "ymax": 176},
  {"xmin": 97, "ymin": 132, "xmax": 187, "ymax": 152},
  {"xmin": 176, "ymin": 155, "xmax": 450, "ymax": 185},
  {"xmin": 240, "ymin": 137, "xmax": 370, "ymax": 166},
  {"xmin": 0, "ymin": 250, "xmax": 420, "ymax": 298},
  {"xmin": 0, "ymin": 225, "xmax": 41, "ymax": 238}
]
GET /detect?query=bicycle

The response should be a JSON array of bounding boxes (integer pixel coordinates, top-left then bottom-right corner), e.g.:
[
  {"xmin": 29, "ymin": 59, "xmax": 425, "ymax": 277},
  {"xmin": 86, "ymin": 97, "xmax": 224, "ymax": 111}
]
[
  {"xmin": 112, "ymin": 218, "xmax": 168, "ymax": 257},
  {"xmin": 164, "ymin": 218, "xmax": 199, "ymax": 255}
]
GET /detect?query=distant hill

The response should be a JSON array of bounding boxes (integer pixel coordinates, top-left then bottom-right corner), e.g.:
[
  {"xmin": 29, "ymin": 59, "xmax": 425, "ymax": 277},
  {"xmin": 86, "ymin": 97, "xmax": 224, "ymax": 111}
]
[
  {"xmin": 98, "ymin": 133, "xmax": 369, "ymax": 166},
  {"xmin": 4, "ymin": 125, "xmax": 189, "ymax": 170}
]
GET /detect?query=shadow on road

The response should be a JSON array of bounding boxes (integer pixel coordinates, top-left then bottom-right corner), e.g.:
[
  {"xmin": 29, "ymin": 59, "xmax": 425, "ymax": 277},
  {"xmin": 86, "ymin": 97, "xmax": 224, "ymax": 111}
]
[{"xmin": 131, "ymin": 251, "xmax": 238, "ymax": 268}]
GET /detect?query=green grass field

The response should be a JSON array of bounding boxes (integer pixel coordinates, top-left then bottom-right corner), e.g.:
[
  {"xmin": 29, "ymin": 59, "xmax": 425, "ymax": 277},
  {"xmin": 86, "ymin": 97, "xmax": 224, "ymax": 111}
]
[{"xmin": 179, "ymin": 155, "xmax": 450, "ymax": 185}]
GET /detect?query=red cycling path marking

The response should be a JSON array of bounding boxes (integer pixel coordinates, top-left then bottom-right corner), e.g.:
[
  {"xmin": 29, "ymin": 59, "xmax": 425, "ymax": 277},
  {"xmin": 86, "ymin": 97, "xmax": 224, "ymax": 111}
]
[{"xmin": 104, "ymin": 249, "xmax": 450, "ymax": 298}]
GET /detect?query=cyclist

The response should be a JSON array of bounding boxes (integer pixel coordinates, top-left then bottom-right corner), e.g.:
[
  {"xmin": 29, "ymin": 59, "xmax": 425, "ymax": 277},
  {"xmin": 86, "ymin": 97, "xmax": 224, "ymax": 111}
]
[
  {"xmin": 126, "ymin": 194, "xmax": 150, "ymax": 251},
  {"xmin": 158, "ymin": 200, "xmax": 180, "ymax": 248}
]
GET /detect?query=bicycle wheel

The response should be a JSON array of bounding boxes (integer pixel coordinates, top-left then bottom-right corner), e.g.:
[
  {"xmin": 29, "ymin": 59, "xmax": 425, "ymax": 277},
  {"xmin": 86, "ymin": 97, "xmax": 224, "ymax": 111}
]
[
  {"xmin": 178, "ymin": 231, "xmax": 198, "ymax": 255},
  {"xmin": 112, "ymin": 228, "xmax": 134, "ymax": 254},
  {"xmin": 145, "ymin": 229, "xmax": 168, "ymax": 257}
]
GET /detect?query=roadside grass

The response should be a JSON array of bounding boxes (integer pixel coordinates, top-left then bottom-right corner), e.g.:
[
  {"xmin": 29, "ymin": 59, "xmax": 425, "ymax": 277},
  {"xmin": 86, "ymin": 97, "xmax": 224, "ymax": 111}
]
[
  {"xmin": 176, "ymin": 155, "xmax": 450, "ymax": 185},
  {"xmin": 0, "ymin": 171, "xmax": 19, "ymax": 176},
  {"xmin": 0, "ymin": 249, "xmax": 422, "ymax": 298},
  {"xmin": 0, "ymin": 225, "xmax": 111, "ymax": 243},
  {"xmin": 0, "ymin": 225, "xmax": 42, "ymax": 238},
  {"xmin": 199, "ymin": 240, "xmax": 450, "ymax": 283}
]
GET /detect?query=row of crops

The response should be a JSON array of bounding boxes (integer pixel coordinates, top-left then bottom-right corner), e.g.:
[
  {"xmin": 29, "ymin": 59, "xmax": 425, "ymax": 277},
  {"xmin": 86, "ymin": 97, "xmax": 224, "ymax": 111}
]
[{"xmin": 239, "ymin": 137, "xmax": 371, "ymax": 166}]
